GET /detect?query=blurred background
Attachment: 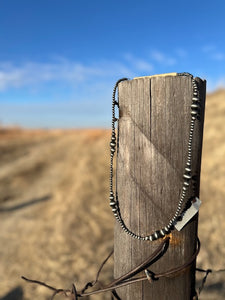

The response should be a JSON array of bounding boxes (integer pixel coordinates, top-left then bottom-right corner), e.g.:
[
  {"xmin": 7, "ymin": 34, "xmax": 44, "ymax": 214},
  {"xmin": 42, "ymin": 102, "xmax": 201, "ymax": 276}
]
[{"xmin": 0, "ymin": 1, "xmax": 225, "ymax": 299}]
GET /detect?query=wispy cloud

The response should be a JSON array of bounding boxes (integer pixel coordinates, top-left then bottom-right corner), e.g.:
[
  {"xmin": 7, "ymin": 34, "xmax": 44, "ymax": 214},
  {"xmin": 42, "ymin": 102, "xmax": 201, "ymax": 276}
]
[
  {"xmin": 202, "ymin": 45, "xmax": 225, "ymax": 61},
  {"xmin": 0, "ymin": 61, "xmax": 100, "ymax": 91},
  {"xmin": 0, "ymin": 59, "xmax": 134, "ymax": 92},
  {"xmin": 123, "ymin": 53, "xmax": 153, "ymax": 72},
  {"xmin": 151, "ymin": 50, "xmax": 176, "ymax": 66}
]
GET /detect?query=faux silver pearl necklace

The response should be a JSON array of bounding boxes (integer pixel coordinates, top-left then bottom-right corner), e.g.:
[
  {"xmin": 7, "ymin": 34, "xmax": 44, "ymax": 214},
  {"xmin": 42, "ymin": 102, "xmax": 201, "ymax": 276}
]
[{"xmin": 109, "ymin": 73, "xmax": 201, "ymax": 241}]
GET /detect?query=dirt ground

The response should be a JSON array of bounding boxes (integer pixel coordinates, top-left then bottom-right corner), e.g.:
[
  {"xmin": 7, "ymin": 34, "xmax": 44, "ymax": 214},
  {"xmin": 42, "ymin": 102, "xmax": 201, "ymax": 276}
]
[{"xmin": 0, "ymin": 90, "xmax": 225, "ymax": 300}]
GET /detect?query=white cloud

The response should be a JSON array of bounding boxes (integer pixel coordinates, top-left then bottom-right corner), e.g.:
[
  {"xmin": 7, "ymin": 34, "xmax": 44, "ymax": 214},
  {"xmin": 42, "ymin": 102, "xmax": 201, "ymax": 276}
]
[
  {"xmin": 151, "ymin": 50, "xmax": 176, "ymax": 66},
  {"xmin": 0, "ymin": 59, "xmax": 134, "ymax": 92},
  {"xmin": 0, "ymin": 61, "xmax": 102, "ymax": 91},
  {"xmin": 124, "ymin": 53, "xmax": 154, "ymax": 72},
  {"xmin": 201, "ymin": 45, "xmax": 225, "ymax": 61}
]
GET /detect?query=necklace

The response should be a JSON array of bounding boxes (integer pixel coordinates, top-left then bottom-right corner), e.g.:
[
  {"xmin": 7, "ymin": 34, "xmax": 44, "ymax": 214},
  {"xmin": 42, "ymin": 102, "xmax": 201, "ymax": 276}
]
[{"xmin": 109, "ymin": 73, "xmax": 200, "ymax": 241}]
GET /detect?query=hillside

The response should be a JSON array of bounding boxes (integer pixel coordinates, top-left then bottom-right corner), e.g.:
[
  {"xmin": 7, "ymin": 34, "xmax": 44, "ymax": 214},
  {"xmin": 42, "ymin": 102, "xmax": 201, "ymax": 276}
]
[{"xmin": 0, "ymin": 89, "xmax": 225, "ymax": 299}]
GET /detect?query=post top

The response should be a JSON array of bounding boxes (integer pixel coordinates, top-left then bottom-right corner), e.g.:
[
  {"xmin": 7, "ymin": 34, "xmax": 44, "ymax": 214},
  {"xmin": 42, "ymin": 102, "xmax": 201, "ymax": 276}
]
[
  {"xmin": 134, "ymin": 72, "xmax": 177, "ymax": 79},
  {"xmin": 133, "ymin": 72, "xmax": 194, "ymax": 80}
]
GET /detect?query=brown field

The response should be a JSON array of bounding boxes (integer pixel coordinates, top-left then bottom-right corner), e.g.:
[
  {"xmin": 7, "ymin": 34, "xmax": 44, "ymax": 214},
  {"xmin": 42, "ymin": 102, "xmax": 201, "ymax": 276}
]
[{"xmin": 0, "ymin": 90, "xmax": 225, "ymax": 300}]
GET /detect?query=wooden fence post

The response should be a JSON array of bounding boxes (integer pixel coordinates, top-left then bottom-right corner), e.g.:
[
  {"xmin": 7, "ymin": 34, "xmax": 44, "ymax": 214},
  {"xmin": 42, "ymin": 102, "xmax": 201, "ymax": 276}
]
[{"xmin": 114, "ymin": 73, "xmax": 206, "ymax": 299}]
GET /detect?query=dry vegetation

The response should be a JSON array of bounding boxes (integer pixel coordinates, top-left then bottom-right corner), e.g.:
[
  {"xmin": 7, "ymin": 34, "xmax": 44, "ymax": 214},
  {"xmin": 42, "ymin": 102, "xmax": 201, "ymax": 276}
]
[{"xmin": 0, "ymin": 90, "xmax": 225, "ymax": 300}]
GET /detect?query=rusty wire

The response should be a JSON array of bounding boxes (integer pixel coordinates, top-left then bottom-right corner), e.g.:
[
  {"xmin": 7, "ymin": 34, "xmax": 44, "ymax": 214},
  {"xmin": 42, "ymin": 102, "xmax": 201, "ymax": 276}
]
[{"xmin": 22, "ymin": 236, "xmax": 219, "ymax": 299}]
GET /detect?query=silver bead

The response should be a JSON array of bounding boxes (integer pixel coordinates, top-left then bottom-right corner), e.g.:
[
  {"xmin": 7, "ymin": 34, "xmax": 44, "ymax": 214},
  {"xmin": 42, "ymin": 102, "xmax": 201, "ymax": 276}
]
[
  {"xmin": 191, "ymin": 111, "xmax": 198, "ymax": 116},
  {"xmin": 191, "ymin": 104, "xmax": 199, "ymax": 109},
  {"xmin": 184, "ymin": 181, "xmax": 190, "ymax": 186},
  {"xmin": 154, "ymin": 231, "xmax": 159, "ymax": 239},
  {"xmin": 164, "ymin": 226, "xmax": 170, "ymax": 233},
  {"xmin": 160, "ymin": 229, "xmax": 166, "ymax": 236},
  {"xmin": 183, "ymin": 174, "xmax": 192, "ymax": 179},
  {"xmin": 150, "ymin": 234, "xmax": 156, "ymax": 241},
  {"xmin": 168, "ymin": 221, "xmax": 173, "ymax": 227}
]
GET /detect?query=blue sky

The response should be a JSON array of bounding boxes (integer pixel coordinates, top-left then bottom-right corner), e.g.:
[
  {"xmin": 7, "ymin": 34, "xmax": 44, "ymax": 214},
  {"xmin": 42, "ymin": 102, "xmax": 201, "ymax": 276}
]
[{"xmin": 0, "ymin": 0, "xmax": 225, "ymax": 128}]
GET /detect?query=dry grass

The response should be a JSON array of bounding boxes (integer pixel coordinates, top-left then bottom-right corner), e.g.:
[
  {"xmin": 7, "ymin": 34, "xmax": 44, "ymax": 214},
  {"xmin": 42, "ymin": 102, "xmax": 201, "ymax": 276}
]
[{"xmin": 0, "ymin": 90, "xmax": 225, "ymax": 299}]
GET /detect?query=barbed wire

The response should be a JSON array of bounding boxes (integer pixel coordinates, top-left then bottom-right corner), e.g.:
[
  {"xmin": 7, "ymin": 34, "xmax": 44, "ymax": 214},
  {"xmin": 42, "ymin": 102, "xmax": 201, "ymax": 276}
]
[{"xmin": 22, "ymin": 236, "xmax": 225, "ymax": 299}]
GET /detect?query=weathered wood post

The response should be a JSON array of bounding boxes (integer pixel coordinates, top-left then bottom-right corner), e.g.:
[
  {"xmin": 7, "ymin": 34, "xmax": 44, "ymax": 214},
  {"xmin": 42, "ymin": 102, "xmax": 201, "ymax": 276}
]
[{"xmin": 114, "ymin": 73, "xmax": 206, "ymax": 299}]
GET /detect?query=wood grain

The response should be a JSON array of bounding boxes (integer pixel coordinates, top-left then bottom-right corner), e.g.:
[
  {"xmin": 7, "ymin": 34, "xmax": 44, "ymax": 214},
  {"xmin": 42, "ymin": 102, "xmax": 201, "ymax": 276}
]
[{"xmin": 114, "ymin": 74, "xmax": 206, "ymax": 299}]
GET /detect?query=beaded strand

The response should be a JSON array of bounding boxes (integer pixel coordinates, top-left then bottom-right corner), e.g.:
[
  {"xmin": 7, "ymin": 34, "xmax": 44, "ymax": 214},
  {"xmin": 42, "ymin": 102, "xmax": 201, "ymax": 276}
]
[{"xmin": 109, "ymin": 74, "xmax": 201, "ymax": 241}]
